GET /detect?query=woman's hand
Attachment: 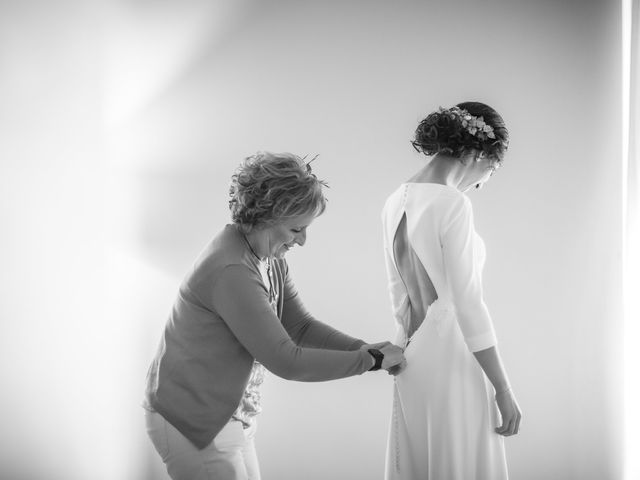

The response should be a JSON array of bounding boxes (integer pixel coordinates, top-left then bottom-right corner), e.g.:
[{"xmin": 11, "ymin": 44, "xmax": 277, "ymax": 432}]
[
  {"xmin": 380, "ymin": 343, "xmax": 406, "ymax": 373},
  {"xmin": 360, "ymin": 342, "xmax": 407, "ymax": 375},
  {"xmin": 494, "ymin": 388, "xmax": 522, "ymax": 436}
]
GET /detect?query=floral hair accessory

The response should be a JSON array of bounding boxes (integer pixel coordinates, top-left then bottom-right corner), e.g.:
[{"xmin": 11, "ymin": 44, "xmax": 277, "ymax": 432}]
[
  {"xmin": 433, "ymin": 106, "xmax": 496, "ymax": 141},
  {"xmin": 412, "ymin": 105, "xmax": 508, "ymax": 160},
  {"xmin": 459, "ymin": 110, "xmax": 496, "ymax": 140}
]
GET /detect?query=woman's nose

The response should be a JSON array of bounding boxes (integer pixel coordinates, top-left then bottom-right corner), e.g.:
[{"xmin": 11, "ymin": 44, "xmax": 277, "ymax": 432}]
[{"xmin": 295, "ymin": 230, "xmax": 306, "ymax": 246}]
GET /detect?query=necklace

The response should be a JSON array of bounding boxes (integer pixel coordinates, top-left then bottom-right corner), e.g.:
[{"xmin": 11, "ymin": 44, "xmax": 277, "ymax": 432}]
[
  {"xmin": 241, "ymin": 231, "xmax": 264, "ymax": 262},
  {"xmin": 239, "ymin": 228, "xmax": 276, "ymax": 306}
]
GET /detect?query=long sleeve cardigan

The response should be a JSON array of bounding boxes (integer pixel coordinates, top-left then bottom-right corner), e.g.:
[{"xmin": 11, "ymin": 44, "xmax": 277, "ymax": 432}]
[{"xmin": 145, "ymin": 224, "xmax": 371, "ymax": 449}]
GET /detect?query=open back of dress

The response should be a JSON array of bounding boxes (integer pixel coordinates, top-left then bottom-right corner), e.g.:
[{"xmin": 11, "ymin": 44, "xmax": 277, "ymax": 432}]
[{"xmin": 391, "ymin": 212, "xmax": 437, "ymax": 340}]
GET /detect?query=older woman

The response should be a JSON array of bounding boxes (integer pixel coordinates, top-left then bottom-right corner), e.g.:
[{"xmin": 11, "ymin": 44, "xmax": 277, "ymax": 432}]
[{"xmin": 144, "ymin": 151, "xmax": 405, "ymax": 480}]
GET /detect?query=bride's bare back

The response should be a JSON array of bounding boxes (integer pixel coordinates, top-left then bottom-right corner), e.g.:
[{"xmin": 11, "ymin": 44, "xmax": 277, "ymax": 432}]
[{"xmin": 392, "ymin": 212, "xmax": 438, "ymax": 339}]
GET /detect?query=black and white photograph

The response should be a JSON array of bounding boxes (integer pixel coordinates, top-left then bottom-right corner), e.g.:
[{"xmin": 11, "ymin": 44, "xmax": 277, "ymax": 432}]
[{"xmin": 0, "ymin": 1, "xmax": 638, "ymax": 479}]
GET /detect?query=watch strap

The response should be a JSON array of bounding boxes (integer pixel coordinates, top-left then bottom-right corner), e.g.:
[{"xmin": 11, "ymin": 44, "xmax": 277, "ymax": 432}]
[{"xmin": 367, "ymin": 348, "xmax": 384, "ymax": 371}]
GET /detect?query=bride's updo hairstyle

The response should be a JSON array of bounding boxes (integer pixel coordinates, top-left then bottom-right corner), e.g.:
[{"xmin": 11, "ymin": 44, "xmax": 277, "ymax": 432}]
[{"xmin": 412, "ymin": 101, "xmax": 509, "ymax": 162}]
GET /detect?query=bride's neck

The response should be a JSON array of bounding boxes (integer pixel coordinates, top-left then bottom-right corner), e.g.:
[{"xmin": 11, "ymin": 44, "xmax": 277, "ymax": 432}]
[{"xmin": 408, "ymin": 154, "xmax": 465, "ymax": 188}]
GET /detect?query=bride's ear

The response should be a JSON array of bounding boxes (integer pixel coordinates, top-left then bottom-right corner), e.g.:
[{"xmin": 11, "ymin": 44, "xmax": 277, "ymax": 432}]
[
  {"xmin": 458, "ymin": 149, "xmax": 478, "ymax": 166},
  {"xmin": 471, "ymin": 148, "xmax": 486, "ymax": 162}
]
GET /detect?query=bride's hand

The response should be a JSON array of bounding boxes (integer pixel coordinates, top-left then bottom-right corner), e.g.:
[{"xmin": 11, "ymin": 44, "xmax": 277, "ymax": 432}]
[{"xmin": 494, "ymin": 388, "xmax": 522, "ymax": 436}]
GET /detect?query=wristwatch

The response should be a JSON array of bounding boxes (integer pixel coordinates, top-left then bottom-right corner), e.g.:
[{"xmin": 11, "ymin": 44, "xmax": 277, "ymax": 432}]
[{"xmin": 367, "ymin": 348, "xmax": 384, "ymax": 371}]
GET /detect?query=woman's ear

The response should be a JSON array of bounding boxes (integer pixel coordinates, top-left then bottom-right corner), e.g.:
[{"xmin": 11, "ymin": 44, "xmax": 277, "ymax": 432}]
[
  {"xmin": 473, "ymin": 149, "xmax": 486, "ymax": 162},
  {"xmin": 458, "ymin": 149, "xmax": 476, "ymax": 166}
]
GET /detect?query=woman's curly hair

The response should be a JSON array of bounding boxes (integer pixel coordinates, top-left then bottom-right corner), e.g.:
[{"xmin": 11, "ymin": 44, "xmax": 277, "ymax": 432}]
[
  {"xmin": 412, "ymin": 101, "xmax": 509, "ymax": 161},
  {"xmin": 229, "ymin": 151, "xmax": 328, "ymax": 233}
]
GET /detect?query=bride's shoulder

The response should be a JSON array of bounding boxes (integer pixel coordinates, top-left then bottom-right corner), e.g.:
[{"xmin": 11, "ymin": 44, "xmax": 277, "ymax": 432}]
[
  {"xmin": 408, "ymin": 183, "xmax": 468, "ymax": 207},
  {"xmin": 412, "ymin": 187, "xmax": 472, "ymax": 226},
  {"xmin": 439, "ymin": 189, "xmax": 471, "ymax": 213},
  {"xmin": 382, "ymin": 183, "xmax": 408, "ymax": 207},
  {"xmin": 439, "ymin": 187, "xmax": 470, "ymax": 206}
]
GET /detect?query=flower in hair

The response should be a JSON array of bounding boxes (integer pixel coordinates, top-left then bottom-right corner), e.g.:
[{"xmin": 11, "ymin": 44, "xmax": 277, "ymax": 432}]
[
  {"xmin": 448, "ymin": 106, "xmax": 496, "ymax": 140},
  {"xmin": 413, "ymin": 105, "xmax": 507, "ymax": 160}
]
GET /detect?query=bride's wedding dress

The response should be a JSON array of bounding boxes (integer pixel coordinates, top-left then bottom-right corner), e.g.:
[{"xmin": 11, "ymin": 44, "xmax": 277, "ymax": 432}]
[{"xmin": 382, "ymin": 183, "xmax": 508, "ymax": 480}]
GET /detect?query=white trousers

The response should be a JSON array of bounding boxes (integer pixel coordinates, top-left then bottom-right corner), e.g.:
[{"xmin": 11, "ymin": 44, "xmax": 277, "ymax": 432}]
[{"xmin": 145, "ymin": 409, "xmax": 261, "ymax": 480}]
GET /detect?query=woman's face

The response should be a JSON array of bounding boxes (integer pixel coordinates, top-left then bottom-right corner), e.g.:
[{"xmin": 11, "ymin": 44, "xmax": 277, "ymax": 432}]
[
  {"xmin": 460, "ymin": 156, "xmax": 501, "ymax": 192},
  {"xmin": 265, "ymin": 213, "xmax": 316, "ymax": 259}
]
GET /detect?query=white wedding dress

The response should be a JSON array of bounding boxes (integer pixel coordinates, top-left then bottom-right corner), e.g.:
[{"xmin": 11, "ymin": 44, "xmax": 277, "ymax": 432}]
[{"xmin": 382, "ymin": 183, "xmax": 508, "ymax": 480}]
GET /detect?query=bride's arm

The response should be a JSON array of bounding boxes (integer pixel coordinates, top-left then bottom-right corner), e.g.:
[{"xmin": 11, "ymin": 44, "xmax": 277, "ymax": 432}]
[
  {"xmin": 440, "ymin": 195, "xmax": 522, "ymax": 436},
  {"xmin": 473, "ymin": 346, "xmax": 522, "ymax": 436},
  {"xmin": 441, "ymin": 195, "xmax": 497, "ymax": 352}
]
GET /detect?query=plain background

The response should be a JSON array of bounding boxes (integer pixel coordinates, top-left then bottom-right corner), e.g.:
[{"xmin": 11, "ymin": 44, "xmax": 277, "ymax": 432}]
[{"xmin": 0, "ymin": 1, "xmax": 625, "ymax": 479}]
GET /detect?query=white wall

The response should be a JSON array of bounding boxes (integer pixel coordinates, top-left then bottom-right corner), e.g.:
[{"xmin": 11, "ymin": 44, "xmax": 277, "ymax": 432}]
[{"xmin": 0, "ymin": 1, "xmax": 624, "ymax": 479}]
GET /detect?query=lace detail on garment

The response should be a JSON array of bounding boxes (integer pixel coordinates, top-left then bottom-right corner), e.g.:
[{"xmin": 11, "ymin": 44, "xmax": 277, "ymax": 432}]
[{"xmin": 232, "ymin": 361, "xmax": 266, "ymax": 428}]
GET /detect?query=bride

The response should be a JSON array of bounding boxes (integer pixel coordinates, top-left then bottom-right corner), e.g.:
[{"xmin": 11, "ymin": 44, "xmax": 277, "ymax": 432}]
[{"xmin": 382, "ymin": 102, "xmax": 522, "ymax": 480}]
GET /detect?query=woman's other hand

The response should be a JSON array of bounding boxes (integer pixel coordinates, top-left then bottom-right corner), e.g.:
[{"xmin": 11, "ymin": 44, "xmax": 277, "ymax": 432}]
[
  {"xmin": 494, "ymin": 389, "xmax": 522, "ymax": 436},
  {"xmin": 385, "ymin": 360, "xmax": 407, "ymax": 376},
  {"xmin": 360, "ymin": 341, "xmax": 392, "ymax": 350},
  {"xmin": 381, "ymin": 344, "xmax": 406, "ymax": 375}
]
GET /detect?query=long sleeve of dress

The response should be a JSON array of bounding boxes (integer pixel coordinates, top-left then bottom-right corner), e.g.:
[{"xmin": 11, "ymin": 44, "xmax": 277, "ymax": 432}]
[
  {"xmin": 440, "ymin": 196, "xmax": 497, "ymax": 352},
  {"xmin": 280, "ymin": 263, "xmax": 365, "ymax": 351},
  {"xmin": 210, "ymin": 264, "xmax": 371, "ymax": 381}
]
